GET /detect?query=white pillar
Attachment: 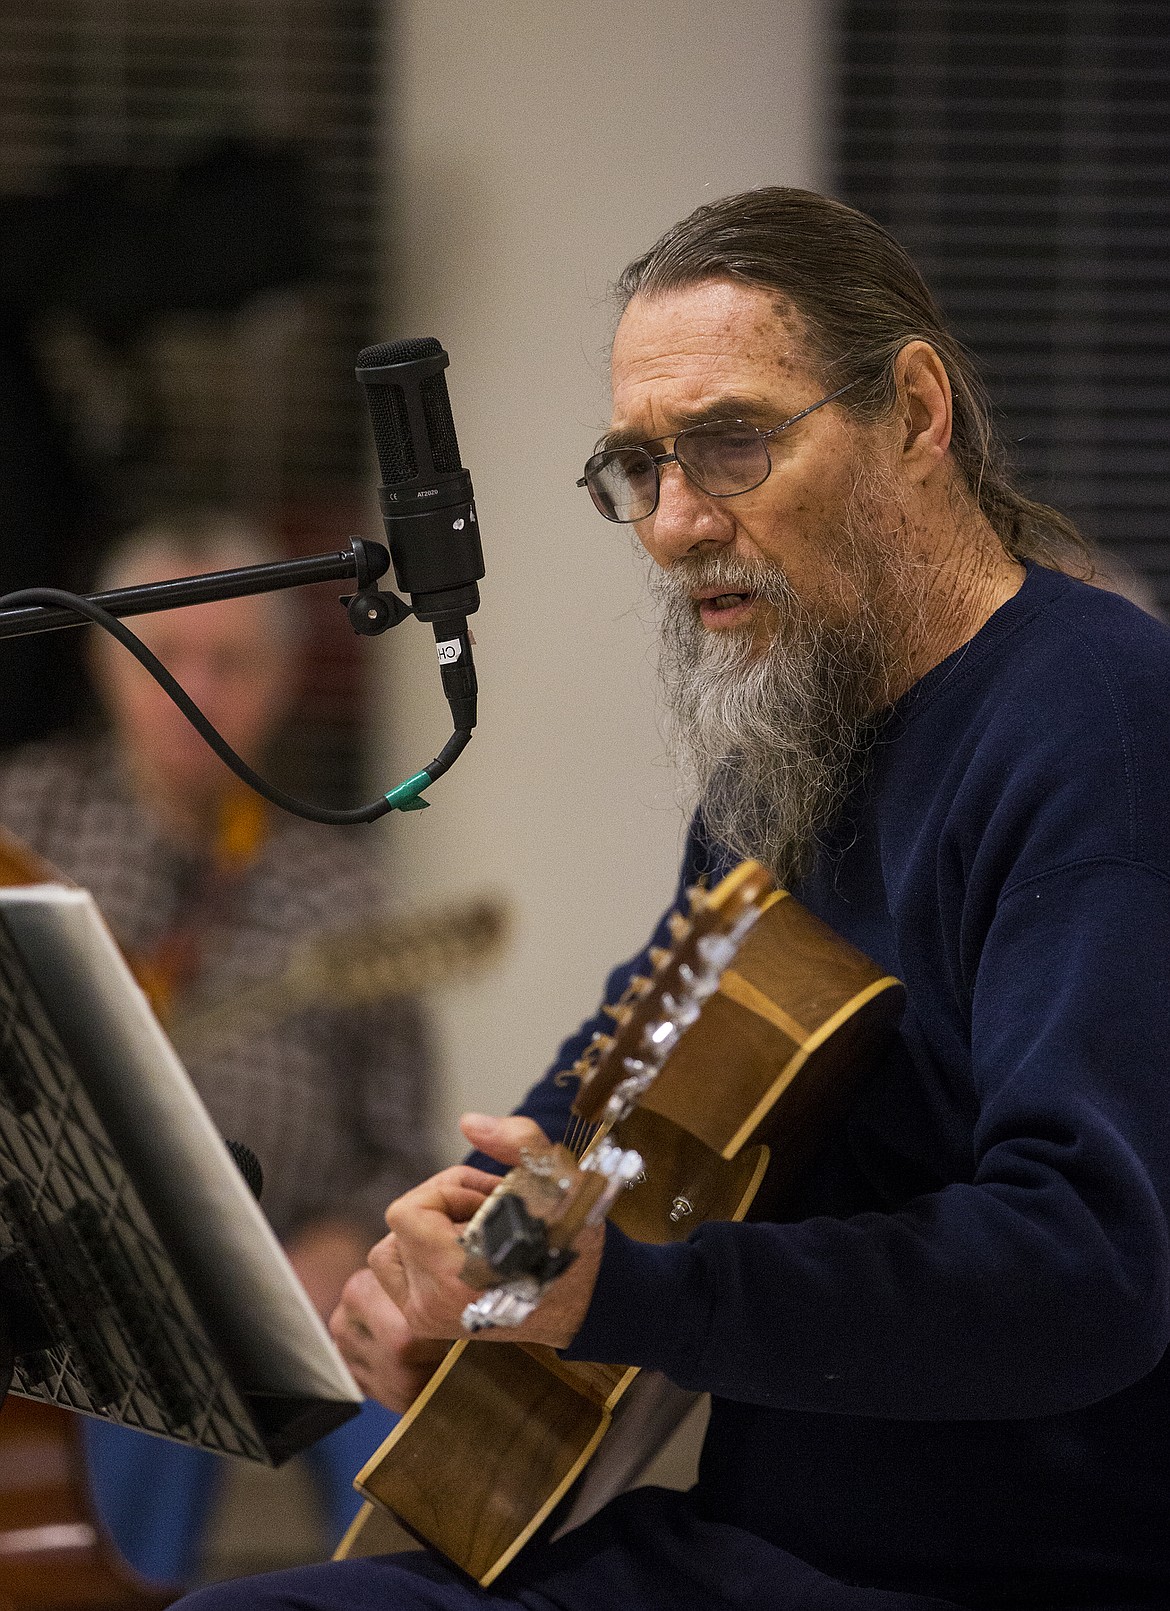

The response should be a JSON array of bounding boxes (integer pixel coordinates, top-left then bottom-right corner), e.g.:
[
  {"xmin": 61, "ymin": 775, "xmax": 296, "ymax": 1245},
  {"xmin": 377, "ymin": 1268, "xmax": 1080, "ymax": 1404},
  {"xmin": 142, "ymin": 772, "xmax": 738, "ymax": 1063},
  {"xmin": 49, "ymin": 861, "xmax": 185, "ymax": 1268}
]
[{"xmin": 376, "ymin": 0, "xmax": 828, "ymax": 1149}]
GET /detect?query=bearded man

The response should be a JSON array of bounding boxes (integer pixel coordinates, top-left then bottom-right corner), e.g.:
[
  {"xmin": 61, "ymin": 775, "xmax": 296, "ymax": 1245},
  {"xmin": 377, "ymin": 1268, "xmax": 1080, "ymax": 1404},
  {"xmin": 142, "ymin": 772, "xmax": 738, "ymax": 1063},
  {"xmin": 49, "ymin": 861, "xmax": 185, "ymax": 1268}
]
[{"xmin": 179, "ymin": 190, "xmax": 1170, "ymax": 1609}]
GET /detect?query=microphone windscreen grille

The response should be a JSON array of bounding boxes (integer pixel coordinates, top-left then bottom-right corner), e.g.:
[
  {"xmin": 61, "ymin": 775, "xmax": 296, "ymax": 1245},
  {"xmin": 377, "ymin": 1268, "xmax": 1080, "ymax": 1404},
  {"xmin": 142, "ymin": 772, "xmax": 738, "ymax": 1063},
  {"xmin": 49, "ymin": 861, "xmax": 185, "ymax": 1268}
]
[
  {"xmin": 226, "ymin": 1139, "xmax": 264, "ymax": 1201},
  {"xmin": 421, "ymin": 372, "xmax": 462, "ymax": 474},
  {"xmin": 366, "ymin": 383, "xmax": 417, "ymax": 483},
  {"xmin": 357, "ymin": 335, "xmax": 444, "ymax": 367}
]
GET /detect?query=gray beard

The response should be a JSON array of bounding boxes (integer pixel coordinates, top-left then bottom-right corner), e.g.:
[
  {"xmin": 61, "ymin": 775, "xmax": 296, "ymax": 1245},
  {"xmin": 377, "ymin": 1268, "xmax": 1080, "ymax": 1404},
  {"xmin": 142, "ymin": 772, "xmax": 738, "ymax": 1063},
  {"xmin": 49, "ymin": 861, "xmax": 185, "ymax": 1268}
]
[{"xmin": 650, "ymin": 497, "xmax": 922, "ymax": 887}]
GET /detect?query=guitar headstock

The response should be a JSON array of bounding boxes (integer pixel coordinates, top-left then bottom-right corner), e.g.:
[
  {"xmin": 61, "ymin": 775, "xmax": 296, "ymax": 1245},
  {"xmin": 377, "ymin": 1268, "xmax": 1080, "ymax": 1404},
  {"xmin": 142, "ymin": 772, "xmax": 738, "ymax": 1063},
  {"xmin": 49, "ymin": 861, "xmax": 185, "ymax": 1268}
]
[{"xmin": 569, "ymin": 859, "xmax": 775, "ymax": 1126}]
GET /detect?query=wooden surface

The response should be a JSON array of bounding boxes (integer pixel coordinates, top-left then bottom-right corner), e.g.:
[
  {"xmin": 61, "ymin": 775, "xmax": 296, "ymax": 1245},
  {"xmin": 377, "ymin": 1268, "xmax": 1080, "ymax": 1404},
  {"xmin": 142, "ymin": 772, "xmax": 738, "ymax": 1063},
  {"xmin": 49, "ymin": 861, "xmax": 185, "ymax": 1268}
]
[
  {"xmin": 355, "ymin": 1342, "xmax": 620, "ymax": 1584},
  {"xmin": 638, "ymin": 889, "xmax": 903, "ymax": 1159},
  {"xmin": 0, "ymin": 833, "xmax": 61, "ymax": 891},
  {"xmin": 0, "ymin": 1401, "xmax": 178, "ymax": 1611}
]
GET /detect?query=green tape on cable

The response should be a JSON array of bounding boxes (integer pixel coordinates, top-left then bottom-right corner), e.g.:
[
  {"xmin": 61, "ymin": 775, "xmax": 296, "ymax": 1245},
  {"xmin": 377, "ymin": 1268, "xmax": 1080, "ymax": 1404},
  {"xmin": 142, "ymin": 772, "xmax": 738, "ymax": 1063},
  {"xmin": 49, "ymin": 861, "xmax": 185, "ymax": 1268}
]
[{"xmin": 383, "ymin": 771, "xmax": 432, "ymax": 812}]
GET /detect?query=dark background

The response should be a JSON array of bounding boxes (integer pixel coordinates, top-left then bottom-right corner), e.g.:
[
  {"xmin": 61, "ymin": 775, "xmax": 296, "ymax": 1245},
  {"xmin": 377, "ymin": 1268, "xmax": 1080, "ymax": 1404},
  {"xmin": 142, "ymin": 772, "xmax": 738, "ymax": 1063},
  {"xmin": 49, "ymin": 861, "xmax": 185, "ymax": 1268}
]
[{"xmin": 0, "ymin": 0, "xmax": 382, "ymax": 799}]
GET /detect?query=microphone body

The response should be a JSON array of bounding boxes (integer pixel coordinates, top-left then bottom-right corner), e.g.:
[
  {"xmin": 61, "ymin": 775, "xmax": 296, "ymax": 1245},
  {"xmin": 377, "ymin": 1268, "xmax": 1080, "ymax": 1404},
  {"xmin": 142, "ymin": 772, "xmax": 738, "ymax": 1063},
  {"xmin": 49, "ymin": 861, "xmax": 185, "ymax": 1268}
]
[
  {"xmin": 356, "ymin": 337, "xmax": 482, "ymax": 733},
  {"xmin": 356, "ymin": 338, "xmax": 484, "ymax": 623}
]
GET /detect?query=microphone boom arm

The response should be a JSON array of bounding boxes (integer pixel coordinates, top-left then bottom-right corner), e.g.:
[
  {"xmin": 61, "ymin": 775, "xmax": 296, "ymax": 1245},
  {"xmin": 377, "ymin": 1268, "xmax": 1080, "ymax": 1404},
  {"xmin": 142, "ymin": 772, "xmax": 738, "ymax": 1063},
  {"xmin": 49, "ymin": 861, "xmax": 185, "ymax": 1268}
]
[{"xmin": 0, "ymin": 539, "xmax": 393, "ymax": 640}]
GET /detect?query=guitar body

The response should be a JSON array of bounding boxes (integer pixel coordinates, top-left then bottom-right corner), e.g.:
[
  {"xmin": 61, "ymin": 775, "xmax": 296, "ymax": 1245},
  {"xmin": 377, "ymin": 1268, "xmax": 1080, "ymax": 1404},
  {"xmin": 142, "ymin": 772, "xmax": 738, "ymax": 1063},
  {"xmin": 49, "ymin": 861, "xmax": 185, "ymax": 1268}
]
[{"xmin": 340, "ymin": 879, "xmax": 904, "ymax": 1586}]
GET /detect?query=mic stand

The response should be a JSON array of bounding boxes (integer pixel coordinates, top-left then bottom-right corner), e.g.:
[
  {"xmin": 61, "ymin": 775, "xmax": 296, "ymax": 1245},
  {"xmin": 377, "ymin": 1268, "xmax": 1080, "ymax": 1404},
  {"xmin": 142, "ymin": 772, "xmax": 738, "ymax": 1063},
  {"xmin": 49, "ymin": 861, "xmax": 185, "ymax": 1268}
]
[
  {"xmin": 0, "ymin": 538, "xmax": 402, "ymax": 643},
  {"xmin": 0, "ymin": 537, "xmax": 478, "ymax": 825}
]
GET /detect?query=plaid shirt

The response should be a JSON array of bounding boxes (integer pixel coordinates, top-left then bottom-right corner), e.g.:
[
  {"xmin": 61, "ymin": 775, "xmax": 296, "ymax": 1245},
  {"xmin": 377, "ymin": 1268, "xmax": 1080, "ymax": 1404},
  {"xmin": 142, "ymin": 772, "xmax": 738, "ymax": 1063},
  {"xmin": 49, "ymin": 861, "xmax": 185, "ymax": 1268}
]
[{"xmin": 0, "ymin": 736, "xmax": 435, "ymax": 1243}]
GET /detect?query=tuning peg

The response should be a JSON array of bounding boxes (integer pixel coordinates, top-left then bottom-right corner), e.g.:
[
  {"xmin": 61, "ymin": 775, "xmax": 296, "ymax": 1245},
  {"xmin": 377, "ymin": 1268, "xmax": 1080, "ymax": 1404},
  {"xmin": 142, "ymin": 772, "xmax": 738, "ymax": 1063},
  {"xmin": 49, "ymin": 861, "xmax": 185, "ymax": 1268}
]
[
  {"xmin": 590, "ymin": 1031, "xmax": 616, "ymax": 1056},
  {"xmin": 685, "ymin": 885, "xmax": 708, "ymax": 914},
  {"xmin": 602, "ymin": 1002, "xmax": 634, "ymax": 1027},
  {"xmin": 667, "ymin": 912, "xmax": 691, "ymax": 942},
  {"xmin": 648, "ymin": 947, "xmax": 670, "ymax": 970}
]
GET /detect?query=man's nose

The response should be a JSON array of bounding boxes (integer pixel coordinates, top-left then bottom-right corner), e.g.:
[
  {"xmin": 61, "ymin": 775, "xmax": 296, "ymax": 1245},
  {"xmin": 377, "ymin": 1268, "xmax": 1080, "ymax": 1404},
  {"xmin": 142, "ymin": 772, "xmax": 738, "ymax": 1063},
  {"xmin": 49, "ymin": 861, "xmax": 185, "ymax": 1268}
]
[{"xmin": 637, "ymin": 462, "xmax": 734, "ymax": 567}]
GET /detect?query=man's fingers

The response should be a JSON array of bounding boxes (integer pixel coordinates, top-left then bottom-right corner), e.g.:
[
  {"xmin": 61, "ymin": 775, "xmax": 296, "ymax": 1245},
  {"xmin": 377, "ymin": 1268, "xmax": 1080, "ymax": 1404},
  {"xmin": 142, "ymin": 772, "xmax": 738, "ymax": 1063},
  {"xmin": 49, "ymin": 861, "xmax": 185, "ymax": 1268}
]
[
  {"xmin": 328, "ymin": 1266, "xmax": 450, "ymax": 1414},
  {"xmin": 366, "ymin": 1232, "xmax": 408, "ymax": 1307},
  {"xmin": 459, "ymin": 1112, "xmax": 551, "ymax": 1168},
  {"xmin": 385, "ymin": 1183, "xmax": 489, "ymax": 1246},
  {"xmin": 384, "ymin": 1165, "xmax": 498, "ymax": 1231},
  {"xmin": 330, "ymin": 1267, "xmax": 401, "ymax": 1364},
  {"xmin": 362, "ymin": 1135, "xmax": 563, "ymax": 1342},
  {"xmin": 333, "ymin": 1266, "xmax": 394, "ymax": 1331}
]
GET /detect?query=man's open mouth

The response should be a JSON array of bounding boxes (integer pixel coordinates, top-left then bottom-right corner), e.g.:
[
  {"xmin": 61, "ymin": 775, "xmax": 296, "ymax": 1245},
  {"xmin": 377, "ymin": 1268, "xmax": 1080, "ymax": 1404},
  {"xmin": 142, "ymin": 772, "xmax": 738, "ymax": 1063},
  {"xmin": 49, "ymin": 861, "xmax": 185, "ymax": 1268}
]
[{"xmin": 693, "ymin": 588, "xmax": 759, "ymax": 623}]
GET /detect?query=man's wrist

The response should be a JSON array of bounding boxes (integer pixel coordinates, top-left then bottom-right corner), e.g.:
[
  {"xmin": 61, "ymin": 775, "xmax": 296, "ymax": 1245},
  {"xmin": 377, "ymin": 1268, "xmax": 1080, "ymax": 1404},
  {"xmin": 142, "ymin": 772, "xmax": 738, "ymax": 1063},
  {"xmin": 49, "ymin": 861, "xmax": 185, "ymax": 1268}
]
[{"xmin": 559, "ymin": 1220, "xmax": 699, "ymax": 1372}]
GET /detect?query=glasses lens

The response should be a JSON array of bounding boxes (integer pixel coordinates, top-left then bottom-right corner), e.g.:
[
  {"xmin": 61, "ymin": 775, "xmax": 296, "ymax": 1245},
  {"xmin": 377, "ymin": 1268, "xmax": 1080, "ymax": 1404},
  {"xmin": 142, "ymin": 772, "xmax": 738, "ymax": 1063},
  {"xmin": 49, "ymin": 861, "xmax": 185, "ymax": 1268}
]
[
  {"xmin": 585, "ymin": 447, "xmax": 658, "ymax": 523},
  {"xmin": 675, "ymin": 421, "xmax": 770, "ymax": 497}
]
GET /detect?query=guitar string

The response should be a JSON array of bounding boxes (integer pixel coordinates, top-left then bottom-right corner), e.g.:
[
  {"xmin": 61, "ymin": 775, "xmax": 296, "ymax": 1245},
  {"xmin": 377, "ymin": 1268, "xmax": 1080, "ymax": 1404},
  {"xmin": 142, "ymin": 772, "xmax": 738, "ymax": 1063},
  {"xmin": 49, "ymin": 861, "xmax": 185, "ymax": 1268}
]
[{"xmin": 563, "ymin": 1112, "xmax": 599, "ymax": 1159}]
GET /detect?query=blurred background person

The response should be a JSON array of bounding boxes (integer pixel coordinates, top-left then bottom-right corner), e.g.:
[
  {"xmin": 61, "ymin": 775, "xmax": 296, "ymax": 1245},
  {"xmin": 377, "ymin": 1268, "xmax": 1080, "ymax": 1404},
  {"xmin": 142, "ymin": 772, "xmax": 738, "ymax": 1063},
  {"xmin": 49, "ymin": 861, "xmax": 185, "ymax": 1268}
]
[{"xmin": 0, "ymin": 509, "xmax": 436, "ymax": 1586}]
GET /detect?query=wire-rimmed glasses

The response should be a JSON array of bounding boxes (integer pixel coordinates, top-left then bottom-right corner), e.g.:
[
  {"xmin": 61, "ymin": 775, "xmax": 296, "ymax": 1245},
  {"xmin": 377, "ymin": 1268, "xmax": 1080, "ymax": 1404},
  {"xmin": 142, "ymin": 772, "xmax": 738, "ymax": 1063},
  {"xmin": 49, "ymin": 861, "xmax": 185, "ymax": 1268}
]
[{"xmin": 576, "ymin": 379, "xmax": 861, "ymax": 524}]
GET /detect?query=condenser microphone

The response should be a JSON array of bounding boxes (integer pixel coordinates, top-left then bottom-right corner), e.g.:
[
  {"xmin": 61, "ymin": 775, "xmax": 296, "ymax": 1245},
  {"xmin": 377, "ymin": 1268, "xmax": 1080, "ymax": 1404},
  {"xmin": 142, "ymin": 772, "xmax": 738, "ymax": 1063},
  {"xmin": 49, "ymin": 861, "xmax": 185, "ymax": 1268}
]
[
  {"xmin": 356, "ymin": 337, "xmax": 481, "ymax": 737},
  {"xmin": 355, "ymin": 337, "xmax": 485, "ymax": 624}
]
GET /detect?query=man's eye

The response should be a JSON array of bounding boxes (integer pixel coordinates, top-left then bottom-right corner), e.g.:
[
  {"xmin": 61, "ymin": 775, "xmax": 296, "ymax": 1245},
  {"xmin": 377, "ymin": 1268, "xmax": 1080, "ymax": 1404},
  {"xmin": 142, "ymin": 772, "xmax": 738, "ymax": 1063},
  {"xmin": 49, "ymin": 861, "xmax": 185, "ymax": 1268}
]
[
  {"xmin": 717, "ymin": 426, "xmax": 761, "ymax": 449},
  {"xmin": 707, "ymin": 427, "xmax": 764, "ymax": 467},
  {"xmin": 607, "ymin": 449, "xmax": 654, "ymax": 488}
]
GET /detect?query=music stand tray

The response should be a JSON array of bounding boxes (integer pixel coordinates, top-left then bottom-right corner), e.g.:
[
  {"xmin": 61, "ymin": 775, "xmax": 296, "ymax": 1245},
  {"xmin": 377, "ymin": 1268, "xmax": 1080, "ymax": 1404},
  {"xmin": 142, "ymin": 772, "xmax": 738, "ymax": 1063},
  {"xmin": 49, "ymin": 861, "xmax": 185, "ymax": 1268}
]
[{"xmin": 0, "ymin": 884, "xmax": 362, "ymax": 1466}]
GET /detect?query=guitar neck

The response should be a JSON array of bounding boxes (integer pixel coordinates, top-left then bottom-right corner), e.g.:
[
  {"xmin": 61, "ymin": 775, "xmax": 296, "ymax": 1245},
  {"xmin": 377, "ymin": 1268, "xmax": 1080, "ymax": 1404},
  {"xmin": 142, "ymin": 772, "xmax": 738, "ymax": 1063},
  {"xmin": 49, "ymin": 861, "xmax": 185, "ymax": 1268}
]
[{"xmin": 168, "ymin": 896, "xmax": 508, "ymax": 1053}]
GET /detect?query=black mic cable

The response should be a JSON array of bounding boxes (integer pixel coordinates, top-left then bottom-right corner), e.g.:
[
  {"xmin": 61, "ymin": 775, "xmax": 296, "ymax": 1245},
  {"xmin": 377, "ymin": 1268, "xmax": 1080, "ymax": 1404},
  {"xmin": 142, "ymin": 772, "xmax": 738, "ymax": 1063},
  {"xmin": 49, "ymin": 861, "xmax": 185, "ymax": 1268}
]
[{"xmin": 0, "ymin": 586, "xmax": 461, "ymax": 823}]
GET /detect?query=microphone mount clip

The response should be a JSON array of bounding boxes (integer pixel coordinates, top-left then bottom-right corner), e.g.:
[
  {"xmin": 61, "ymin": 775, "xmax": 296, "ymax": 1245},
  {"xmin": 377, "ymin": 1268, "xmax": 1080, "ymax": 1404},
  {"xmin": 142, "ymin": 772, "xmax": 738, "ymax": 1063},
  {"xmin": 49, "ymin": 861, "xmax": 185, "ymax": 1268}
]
[{"xmin": 340, "ymin": 537, "xmax": 412, "ymax": 637}]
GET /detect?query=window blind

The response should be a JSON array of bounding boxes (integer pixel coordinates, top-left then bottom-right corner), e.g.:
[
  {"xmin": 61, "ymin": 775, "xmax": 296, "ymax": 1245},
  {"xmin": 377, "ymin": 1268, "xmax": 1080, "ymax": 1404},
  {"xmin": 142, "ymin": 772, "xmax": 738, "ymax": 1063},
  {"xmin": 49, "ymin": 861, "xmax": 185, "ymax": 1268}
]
[
  {"xmin": 0, "ymin": 0, "xmax": 384, "ymax": 794},
  {"xmin": 833, "ymin": 0, "xmax": 1170, "ymax": 612}
]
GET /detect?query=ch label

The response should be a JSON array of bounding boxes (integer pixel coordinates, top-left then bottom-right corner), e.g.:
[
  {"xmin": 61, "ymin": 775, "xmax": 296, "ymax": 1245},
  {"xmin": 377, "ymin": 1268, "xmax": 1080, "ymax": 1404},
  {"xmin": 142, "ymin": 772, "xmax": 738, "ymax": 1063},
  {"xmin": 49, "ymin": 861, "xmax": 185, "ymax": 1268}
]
[{"xmin": 436, "ymin": 639, "xmax": 462, "ymax": 664}]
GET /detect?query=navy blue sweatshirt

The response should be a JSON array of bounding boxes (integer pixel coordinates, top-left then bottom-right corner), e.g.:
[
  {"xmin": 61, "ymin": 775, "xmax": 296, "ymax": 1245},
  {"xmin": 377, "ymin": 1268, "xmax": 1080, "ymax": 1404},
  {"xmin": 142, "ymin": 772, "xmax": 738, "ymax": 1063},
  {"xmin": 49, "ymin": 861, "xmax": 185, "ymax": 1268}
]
[{"xmin": 510, "ymin": 564, "xmax": 1170, "ymax": 1608}]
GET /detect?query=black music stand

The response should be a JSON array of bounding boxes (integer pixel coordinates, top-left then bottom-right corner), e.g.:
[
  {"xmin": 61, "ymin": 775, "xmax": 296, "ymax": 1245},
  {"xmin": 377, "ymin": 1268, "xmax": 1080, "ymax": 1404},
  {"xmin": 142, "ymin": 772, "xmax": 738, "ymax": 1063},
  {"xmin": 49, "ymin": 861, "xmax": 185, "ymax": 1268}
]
[{"xmin": 0, "ymin": 883, "xmax": 362, "ymax": 1466}]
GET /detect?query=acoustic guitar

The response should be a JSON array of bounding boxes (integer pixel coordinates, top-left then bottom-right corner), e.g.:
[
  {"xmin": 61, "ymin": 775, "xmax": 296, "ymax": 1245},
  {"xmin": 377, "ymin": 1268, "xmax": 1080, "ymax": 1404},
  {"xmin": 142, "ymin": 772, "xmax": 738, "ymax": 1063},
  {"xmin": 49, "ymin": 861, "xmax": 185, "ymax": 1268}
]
[
  {"xmin": 163, "ymin": 892, "xmax": 509, "ymax": 1057},
  {"xmin": 337, "ymin": 860, "xmax": 904, "ymax": 1586}
]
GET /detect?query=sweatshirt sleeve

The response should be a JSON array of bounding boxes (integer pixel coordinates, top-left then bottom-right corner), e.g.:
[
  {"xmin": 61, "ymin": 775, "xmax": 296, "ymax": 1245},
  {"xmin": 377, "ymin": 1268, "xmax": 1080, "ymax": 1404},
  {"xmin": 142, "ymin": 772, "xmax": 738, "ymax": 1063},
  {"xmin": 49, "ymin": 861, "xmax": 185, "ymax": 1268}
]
[{"xmin": 564, "ymin": 856, "xmax": 1170, "ymax": 1422}]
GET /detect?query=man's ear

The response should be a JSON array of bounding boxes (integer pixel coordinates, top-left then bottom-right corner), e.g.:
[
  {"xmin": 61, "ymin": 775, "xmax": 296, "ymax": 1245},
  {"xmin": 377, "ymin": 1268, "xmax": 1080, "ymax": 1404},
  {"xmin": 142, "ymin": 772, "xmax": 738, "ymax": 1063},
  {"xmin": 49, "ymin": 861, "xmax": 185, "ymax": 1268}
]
[{"xmin": 893, "ymin": 340, "xmax": 952, "ymax": 482}]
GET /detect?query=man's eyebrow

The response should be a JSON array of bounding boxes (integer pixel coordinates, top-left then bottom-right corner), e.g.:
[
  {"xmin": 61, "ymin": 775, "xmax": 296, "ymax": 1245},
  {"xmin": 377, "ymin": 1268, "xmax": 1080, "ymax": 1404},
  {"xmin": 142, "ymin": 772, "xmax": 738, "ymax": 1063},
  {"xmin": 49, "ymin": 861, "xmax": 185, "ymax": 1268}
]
[{"xmin": 597, "ymin": 396, "xmax": 783, "ymax": 452}]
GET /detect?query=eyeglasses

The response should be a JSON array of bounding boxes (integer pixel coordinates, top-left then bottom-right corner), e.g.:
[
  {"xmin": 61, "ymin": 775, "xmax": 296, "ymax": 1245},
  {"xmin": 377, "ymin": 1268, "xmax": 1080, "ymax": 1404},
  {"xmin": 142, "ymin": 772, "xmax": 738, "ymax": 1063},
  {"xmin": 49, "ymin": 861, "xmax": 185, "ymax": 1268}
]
[{"xmin": 576, "ymin": 379, "xmax": 861, "ymax": 524}]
